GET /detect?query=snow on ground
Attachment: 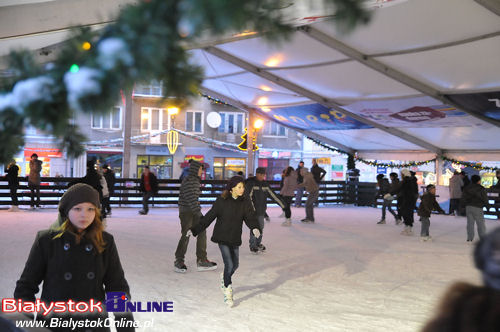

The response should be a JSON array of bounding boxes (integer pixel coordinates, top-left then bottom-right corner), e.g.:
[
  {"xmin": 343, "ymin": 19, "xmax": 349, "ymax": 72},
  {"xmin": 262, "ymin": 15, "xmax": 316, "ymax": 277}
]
[{"xmin": 1, "ymin": 205, "xmax": 495, "ymax": 332}]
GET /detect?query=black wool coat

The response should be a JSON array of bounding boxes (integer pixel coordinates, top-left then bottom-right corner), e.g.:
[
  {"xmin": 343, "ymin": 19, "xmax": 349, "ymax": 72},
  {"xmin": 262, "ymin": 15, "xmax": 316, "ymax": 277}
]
[
  {"xmin": 14, "ymin": 230, "xmax": 134, "ymax": 332},
  {"xmin": 191, "ymin": 195, "xmax": 261, "ymax": 247}
]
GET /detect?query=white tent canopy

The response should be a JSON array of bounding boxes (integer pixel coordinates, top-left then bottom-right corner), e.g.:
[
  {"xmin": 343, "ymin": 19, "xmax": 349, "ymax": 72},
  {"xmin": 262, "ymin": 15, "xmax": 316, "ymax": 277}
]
[{"xmin": 1, "ymin": 0, "xmax": 499, "ymax": 160}]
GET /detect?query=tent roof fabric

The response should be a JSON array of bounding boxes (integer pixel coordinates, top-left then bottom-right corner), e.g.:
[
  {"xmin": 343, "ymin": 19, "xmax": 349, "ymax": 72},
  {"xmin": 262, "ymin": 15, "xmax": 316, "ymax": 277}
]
[{"xmin": 1, "ymin": 0, "xmax": 499, "ymax": 157}]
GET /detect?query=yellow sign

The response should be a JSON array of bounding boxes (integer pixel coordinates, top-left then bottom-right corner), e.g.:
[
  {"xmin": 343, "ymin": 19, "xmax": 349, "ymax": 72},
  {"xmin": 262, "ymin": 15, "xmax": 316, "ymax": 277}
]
[
  {"xmin": 316, "ymin": 157, "xmax": 331, "ymax": 164},
  {"xmin": 166, "ymin": 130, "xmax": 179, "ymax": 154}
]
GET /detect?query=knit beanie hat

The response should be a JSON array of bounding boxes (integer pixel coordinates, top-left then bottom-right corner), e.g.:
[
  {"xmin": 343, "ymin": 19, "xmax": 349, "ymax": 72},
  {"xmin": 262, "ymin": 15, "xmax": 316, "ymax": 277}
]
[
  {"xmin": 59, "ymin": 183, "xmax": 100, "ymax": 218},
  {"xmin": 474, "ymin": 227, "xmax": 500, "ymax": 290},
  {"xmin": 226, "ymin": 176, "xmax": 244, "ymax": 192}
]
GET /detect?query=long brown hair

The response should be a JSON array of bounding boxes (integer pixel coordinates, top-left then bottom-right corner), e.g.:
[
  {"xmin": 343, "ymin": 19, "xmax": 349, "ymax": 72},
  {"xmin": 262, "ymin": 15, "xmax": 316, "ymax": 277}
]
[{"xmin": 53, "ymin": 206, "xmax": 106, "ymax": 253}]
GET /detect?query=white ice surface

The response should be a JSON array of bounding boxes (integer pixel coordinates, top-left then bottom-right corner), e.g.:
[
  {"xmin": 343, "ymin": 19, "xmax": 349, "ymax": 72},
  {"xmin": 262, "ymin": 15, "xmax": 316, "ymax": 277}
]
[{"xmin": 0, "ymin": 205, "xmax": 493, "ymax": 332}]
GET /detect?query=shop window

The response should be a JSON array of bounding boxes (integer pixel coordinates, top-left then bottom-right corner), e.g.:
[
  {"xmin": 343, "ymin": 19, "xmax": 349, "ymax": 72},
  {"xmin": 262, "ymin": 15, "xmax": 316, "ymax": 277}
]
[
  {"xmin": 213, "ymin": 157, "xmax": 246, "ymax": 180},
  {"xmin": 91, "ymin": 107, "xmax": 122, "ymax": 130},
  {"xmin": 218, "ymin": 112, "xmax": 245, "ymax": 134},
  {"xmin": 185, "ymin": 111, "xmax": 203, "ymax": 133},
  {"xmin": 137, "ymin": 154, "xmax": 173, "ymax": 179}
]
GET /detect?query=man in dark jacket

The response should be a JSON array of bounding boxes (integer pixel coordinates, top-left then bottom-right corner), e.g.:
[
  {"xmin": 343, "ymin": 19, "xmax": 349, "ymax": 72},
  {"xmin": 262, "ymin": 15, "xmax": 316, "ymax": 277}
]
[
  {"xmin": 462, "ymin": 175, "xmax": 489, "ymax": 242},
  {"xmin": 311, "ymin": 158, "xmax": 326, "ymax": 207},
  {"xmin": 389, "ymin": 172, "xmax": 403, "ymax": 223},
  {"xmin": 138, "ymin": 166, "xmax": 158, "ymax": 215},
  {"xmin": 174, "ymin": 160, "xmax": 217, "ymax": 273},
  {"xmin": 294, "ymin": 161, "xmax": 305, "ymax": 207},
  {"xmin": 102, "ymin": 165, "xmax": 116, "ymax": 215},
  {"xmin": 245, "ymin": 167, "xmax": 285, "ymax": 253},
  {"xmin": 376, "ymin": 174, "xmax": 398, "ymax": 224}
]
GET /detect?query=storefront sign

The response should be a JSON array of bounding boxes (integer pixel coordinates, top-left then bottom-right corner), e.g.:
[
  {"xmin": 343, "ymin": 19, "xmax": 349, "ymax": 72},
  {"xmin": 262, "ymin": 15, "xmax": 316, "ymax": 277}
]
[
  {"xmin": 146, "ymin": 146, "xmax": 170, "ymax": 155},
  {"xmin": 185, "ymin": 155, "xmax": 204, "ymax": 162},
  {"xmin": 24, "ymin": 148, "xmax": 62, "ymax": 158},
  {"xmin": 316, "ymin": 157, "xmax": 331, "ymax": 164},
  {"xmin": 225, "ymin": 158, "xmax": 246, "ymax": 166}
]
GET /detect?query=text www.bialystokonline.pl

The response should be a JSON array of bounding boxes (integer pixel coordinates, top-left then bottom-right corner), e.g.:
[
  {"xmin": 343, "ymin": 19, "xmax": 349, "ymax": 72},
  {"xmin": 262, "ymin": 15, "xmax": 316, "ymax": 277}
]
[{"xmin": 15, "ymin": 317, "xmax": 155, "ymax": 330}]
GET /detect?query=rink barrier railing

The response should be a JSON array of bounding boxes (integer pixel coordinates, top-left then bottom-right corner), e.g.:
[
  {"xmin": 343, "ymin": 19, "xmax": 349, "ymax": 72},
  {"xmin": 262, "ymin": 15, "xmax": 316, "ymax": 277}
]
[
  {"xmin": 1, "ymin": 177, "xmax": 498, "ymax": 219},
  {"xmin": 0, "ymin": 177, "xmax": 346, "ymax": 206}
]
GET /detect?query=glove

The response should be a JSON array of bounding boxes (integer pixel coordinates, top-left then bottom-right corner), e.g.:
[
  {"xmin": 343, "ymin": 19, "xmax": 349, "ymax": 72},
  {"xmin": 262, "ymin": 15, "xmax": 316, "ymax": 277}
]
[
  {"xmin": 252, "ymin": 229, "xmax": 260, "ymax": 238},
  {"xmin": 186, "ymin": 230, "xmax": 193, "ymax": 238}
]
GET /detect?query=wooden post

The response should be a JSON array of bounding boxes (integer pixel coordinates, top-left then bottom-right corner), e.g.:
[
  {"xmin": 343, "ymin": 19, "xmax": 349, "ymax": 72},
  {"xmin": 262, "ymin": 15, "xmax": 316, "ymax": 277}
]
[{"xmin": 247, "ymin": 111, "xmax": 255, "ymax": 177}]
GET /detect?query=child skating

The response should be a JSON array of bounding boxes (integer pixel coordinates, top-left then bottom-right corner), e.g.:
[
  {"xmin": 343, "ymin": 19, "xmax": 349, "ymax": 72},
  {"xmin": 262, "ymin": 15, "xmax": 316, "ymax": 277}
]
[
  {"xmin": 417, "ymin": 184, "xmax": 445, "ymax": 242},
  {"xmin": 188, "ymin": 176, "xmax": 261, "ymax": 307}
]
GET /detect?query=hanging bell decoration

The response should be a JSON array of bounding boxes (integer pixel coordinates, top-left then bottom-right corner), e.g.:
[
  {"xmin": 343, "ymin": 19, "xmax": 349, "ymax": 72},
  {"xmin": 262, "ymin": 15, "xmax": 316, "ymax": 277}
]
[{"xmin": 166, "ymin": 130, "xmax": 179, "ymax": 154}]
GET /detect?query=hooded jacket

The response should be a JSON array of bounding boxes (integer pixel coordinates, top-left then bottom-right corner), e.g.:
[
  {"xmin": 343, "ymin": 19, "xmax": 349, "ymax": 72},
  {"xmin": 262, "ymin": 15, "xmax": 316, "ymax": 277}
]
[
  {"xmin": 191, "ymin": 195, "xmax": 260, "ymax": 247},
  {"xmin": 178, "ymin": 160, "xmax": 202, "ymax": 213},
  {"xmin": 462, "ymin": 182, "xmax": 489, "ymax": 208},
  {"xmin": 418, "ymin": 192, "xmax": 445, "ymax": 218},
  {"xmin": 244, "ymin": 176, "xmax": 284, "ymax": 216},
  {"xmin": 311, "ymin": 164, "xmax": 326, "ymax": 184}
]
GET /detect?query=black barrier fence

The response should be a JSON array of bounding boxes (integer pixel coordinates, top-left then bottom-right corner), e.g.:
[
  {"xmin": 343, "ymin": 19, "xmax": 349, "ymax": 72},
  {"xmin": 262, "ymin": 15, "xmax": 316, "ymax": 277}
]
[{"xmin": 1, "ymin": 177, "xmax": 498, "ymax": 219}]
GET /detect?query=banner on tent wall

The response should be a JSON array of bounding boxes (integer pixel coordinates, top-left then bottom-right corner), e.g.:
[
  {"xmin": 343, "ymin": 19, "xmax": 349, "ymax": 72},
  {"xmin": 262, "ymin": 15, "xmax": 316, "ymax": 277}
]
[
  {"xmin": 342, "ymin": 96, "xmax": 488, "ymax": 128},
  {"xmin": 256, "ymin": 103, "xmax": 373, "ymax": 130},
  {"xmin": 444, "ymin": 91, "xmax": 500, "ymax": 121}
]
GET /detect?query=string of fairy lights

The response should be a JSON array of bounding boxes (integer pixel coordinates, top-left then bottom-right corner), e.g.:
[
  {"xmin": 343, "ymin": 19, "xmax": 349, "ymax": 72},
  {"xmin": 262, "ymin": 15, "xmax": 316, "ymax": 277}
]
[{"xmin": 306, "ymin": 136, "xmax": 499, "ymax": 171}]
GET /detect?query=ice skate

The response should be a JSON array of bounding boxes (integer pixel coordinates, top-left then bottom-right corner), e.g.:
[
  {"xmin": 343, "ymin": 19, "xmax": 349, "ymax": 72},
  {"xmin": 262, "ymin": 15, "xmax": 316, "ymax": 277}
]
[
  {"xmin": 377, "ymin": 219, "xmax": 386, "ymax": 224},
  {"xmin": 258, "ymin": 244, "xmax": 266, "ymax": 252},
  {"xmin": 223, "ymin": 285, "xmax": 234, "ymax": 307},
  {"xmin": 7, "ymin": 206, "xmax": 20, "ymax": 212},
  {"xmin": 420, "ymin": 236, "xmax": 432, "ymax": 242},
  {"xmin": 395, "ymin": 218, "xmax": 402, "ymax": 225},
  {"xmin": 197, "ymin": 259, "xmax": 217, "ymax": 272},
  {"xmin": 174, "ymin": 260, "xmax": 187, "ymax": 273},
  {"xmin": 281, "ymin": 218, "xmax": 291, "ymax": 227},
  {"xmin": 400, "ymin": 226, "xmax": 413, "ymax": 236}
]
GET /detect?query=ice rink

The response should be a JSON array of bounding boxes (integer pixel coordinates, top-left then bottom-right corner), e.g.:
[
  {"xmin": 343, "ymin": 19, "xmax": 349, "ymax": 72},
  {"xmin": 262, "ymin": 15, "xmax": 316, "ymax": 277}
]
[{"xmin": 1, "ymin": 205, "xmax": 495, "ymax": 332}]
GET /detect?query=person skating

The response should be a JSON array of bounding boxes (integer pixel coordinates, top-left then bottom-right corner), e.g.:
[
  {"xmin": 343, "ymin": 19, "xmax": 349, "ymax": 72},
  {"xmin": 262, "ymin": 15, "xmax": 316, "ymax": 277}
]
[
  {"xmin": 28, "ymin": 153, "xmax": 42, "ymax": 209},
  {"xmin": 294, "ymin": 161, "xmax": 305, "ymax": 207},
  {"xmin": 417, "ymin": 184, "xmax": 445, "ymax": 242},
  {"xmin": 187, "ymin": 176, "xmax": 261, "ymax": 307},
  {"xmin": 298, "ymin": 167, "xmax": 319, "ymax": 223},
  {"xmin": 174, "ymin": 160, "xmax": 217, "ymax": 273},
  {"xmin": 395, "ymin": 169, "xmax": 418, "ymax": 235},
  {"xmin": 280, "ymin": 167, "xmax": 297, "ymax": 226},
  {"xmin": 375, "ymin": 174, "xmax": 398, "ymax": 224},
  {"xmin": 102, "ymin": 164, "xmax": 116, "ymax": 216},
  {"xmin": 448, "ymin": 170, "xmax": 463, "ymax": 216},
  {"xmin": 462, "ymin": 174, "xmax": 489, "ymax": 243},
  {"xmin": 388, "ymin": 172, "xmax": 403, "ymax": 224},
  {"xmin": 311, "ymin": 158, "xmax": 326, "ymax": 207},
  {"xmin": 245, "ymin": 167, "xmax": 285, "ymax": 253},
  {"xmin": 138, "ymin": 166, "xmax": 158, "ymax": 215},
  {"xmin": 5, "ymin": 160, "xmax": 20, "ymax": 212},
  {"xmin": 14, "ymin": 183, "xmax": 134, "ymax": 331}
]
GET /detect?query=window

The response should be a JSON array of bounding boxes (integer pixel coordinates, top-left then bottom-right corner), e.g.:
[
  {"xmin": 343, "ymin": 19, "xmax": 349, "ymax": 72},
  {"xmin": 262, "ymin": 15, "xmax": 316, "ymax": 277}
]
[
  {"xmin": 213, "ymin": 157, "xmax": 246, "ymax": 180},
  {"xmin": 218, "ymin": 112, "xmax": 245, "ymax": 133},
  {"xmin": 91, "ymin": 107, "xmax": 122, "ymax": 130},
  {"xmin": 263, "ymin": 120, "xmax": 287, "ymax": 137},
  {"xmin": 133, "ymin": 80, "xmax": 163, "ymax": 97},
  {"xmin": 140, "ymin": 107, "xmax": 170, "ymax": 131},
  {"xmin": 185, "ymin": 111, "xmax": 203, "ymax": 133}
]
